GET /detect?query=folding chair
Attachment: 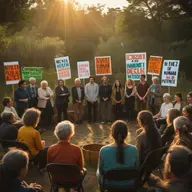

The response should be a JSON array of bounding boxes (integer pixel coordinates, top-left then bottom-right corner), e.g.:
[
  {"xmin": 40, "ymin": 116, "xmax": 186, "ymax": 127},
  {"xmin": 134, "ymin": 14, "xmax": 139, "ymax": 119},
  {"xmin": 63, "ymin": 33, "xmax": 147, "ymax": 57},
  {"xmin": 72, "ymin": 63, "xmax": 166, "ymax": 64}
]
[
  {"xmin": 139, "ymin": 145, "xmax": 169, "ymax": 187},
  {"xmin": 46, "ymin": 163, "xmax": 85, "ymax": 192},
  {"xmin": 100, "ymin": 168, "xmax": 140, "ymax": 192}
]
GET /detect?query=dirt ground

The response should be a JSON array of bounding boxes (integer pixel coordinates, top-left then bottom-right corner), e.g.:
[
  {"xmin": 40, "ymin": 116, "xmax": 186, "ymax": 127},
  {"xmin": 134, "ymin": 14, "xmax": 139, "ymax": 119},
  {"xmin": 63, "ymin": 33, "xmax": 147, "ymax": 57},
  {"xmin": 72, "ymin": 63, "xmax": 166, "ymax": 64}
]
[{"xmin": 25, "ymin": 122, "xmax": 139, "ymax": 192}]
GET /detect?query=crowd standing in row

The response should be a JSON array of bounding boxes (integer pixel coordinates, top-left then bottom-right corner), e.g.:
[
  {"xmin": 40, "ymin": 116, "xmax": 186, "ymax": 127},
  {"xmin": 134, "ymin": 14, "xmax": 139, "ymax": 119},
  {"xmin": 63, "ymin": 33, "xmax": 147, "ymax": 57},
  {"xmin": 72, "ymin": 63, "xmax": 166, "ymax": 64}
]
[{"xmin": 0, "ymin": 75, "xmax": 192, "ymax": 192}]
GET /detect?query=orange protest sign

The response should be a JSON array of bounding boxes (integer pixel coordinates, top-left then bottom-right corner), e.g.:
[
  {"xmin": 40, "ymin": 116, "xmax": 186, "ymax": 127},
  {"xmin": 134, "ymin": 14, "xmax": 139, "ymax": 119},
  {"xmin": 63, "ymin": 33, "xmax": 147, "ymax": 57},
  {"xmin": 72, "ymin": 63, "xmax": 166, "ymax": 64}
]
[
  {"xmin": 95, "ymin": 56, "xmax": 112, "ymax": 76},
  {"xmin": 4, "ymin": 62, "xmax": 21, "ymax": 85},
  {"xmin": 148, "ymin": 56, "xmax": 163, "ymax": 75}
]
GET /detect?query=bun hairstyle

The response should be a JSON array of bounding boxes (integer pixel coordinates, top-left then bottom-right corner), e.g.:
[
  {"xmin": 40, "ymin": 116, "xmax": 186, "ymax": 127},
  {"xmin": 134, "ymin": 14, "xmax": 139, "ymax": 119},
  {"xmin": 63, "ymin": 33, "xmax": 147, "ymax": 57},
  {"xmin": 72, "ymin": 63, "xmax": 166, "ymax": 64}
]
[
  {"xmin": 111, "ymin": 120, "xmax": 128, "ymax": 164},
  {"xmin": 164, "ymin": 145, "xmax": 192, "ymax": 180}
]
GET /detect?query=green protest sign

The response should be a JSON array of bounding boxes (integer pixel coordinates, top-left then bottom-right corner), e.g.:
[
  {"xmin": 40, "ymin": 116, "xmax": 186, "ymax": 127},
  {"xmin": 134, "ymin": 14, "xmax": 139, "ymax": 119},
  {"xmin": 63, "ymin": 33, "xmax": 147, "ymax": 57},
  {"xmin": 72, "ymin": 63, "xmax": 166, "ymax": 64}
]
[{"xmin": 21, "ymin": 67, "xmax": 43, "ymax": 80}]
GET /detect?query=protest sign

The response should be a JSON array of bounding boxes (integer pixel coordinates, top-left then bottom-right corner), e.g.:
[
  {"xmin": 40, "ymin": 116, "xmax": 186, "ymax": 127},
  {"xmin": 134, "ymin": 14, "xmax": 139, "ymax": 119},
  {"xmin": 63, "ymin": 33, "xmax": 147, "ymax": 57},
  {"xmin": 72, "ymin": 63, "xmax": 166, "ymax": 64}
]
[
  {"xmin": 161, "ymin": 60, "xmax": 180, "ymax": 87},
  {"xmin": 77, "ymin": 61, "xmax": 90, "ymax": 79},
  {"xmin": 55, "ymin": 56, "xmax": 71, "ymax": 80},
  {"xmin": 4, "ymin": 61, "xmax": 21, "ymax": 85},
  {"xmin": 95, "ymin": 56, "xmax": 112, "ymax": 76},
  {"xmin": 22, "ymin": 67, "xmax": 43, "ymax": 80},
  {"xmin": 148, "ymin": 56, "xmax": 163, "ymax": 75},
  {"xmin": 125, "ymin": 52, "xmax": 146, "ymax": 80}
]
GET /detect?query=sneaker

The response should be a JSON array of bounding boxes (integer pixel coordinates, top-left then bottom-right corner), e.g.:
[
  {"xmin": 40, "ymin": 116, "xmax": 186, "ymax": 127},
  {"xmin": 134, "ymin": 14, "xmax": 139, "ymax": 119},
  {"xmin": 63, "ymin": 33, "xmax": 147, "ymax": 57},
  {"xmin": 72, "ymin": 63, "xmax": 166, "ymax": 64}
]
[
  {"xmin": 101, "ymin": 121, "xmax": 105, "ymax": 124},
  {"xmin": 107, "ymin": 121, "xmax": 112, "ymax": 125}
]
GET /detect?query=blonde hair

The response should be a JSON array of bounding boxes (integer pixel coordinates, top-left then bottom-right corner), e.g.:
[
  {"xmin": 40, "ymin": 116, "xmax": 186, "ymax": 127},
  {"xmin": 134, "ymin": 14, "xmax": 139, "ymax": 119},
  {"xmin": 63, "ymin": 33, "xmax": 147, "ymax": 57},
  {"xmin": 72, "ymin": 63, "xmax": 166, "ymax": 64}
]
[
  {"xmin": 40, "ymin": 80, "xmax": 48, "ymax": 87},
  {"xmin": 126, "ymin": 79, "xmax": 135, "ymax": 87}
]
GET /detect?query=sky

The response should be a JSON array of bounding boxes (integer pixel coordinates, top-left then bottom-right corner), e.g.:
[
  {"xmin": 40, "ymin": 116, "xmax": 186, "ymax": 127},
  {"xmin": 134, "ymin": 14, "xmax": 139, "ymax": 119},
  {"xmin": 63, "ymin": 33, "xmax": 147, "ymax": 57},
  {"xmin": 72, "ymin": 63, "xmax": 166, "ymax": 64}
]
[{"xmin": 76, "ymin": 0, "xmax": 128, "ymax": 8}]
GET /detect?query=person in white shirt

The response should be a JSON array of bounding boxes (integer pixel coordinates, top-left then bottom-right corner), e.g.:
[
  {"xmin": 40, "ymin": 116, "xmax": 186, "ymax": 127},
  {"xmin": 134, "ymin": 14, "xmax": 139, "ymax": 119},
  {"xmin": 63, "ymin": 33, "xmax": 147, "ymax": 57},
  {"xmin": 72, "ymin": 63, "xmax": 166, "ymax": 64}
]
[
  {"xmin": 85, "ymin": 76, "xmax": 99, "ymax": 123},
  {"xmin": 154, "ymin": 93, "xmax": 173, "ymax": 128},
  {"xmin": 2, "ymin": 97, "xmax": 21, "ymax": 124}
]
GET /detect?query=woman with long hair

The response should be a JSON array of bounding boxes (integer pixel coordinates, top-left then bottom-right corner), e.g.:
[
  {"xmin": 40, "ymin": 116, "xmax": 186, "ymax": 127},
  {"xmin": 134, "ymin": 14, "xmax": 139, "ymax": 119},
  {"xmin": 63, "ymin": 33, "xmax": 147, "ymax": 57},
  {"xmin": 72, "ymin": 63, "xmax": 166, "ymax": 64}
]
[
  {"xmin": 182, "ymin": 105, "xmax": 192, "ymax": 122},
  {"xmin": 172, "ymin": 116, "xmax": 192, "ymax": 150},
  {"xmin": 125, "ymin": 79, "xmax": 136, "ymax": 123},
  {"xmin": 0, "ymin": 149, "xmax": 42, "ymax": 192},
  {"xmin": 111, "ymin": 80, "xmax": 125, "ymax": 120},
  {"xmin": 136, "ymin": 110, "xmax": 162, "ymax": 164},
  {"xmin": 173, "ymin": 93, "xmax": 185, "ymax": 114},
  {"xmin": 162, "ymin": 145, "xmax": 192, "ymax": 192},
  {"xmin": 161, "ymin": 109, "xmax": 180, "ymax": 146},
  {"xmin": 97, "ymin": 120, "xmax": 139, "ymax": 186}
]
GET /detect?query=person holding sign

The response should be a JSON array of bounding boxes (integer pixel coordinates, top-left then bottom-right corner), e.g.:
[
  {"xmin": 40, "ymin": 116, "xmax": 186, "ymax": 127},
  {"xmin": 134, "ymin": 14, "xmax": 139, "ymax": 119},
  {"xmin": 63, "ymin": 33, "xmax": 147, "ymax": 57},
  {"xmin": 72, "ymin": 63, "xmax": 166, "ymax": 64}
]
[
  {"xmin": 136, "ymin": 74, "xmax": 149, "ymax": 112},
  {"xmin": 99, "ymin": 76, "xmax": 112, "ymax": 124},
  {"xmin": 26, "ymin": 77, "xmax": 38, "ymax": 108},
  {"xmin": 55, "ymin": 79, "xmax": 70, "ymax": 122},
  {"xmin": 125, "ymin": 79, "xmax": 136, "ymax": 123},
  {"xmin": 14, "ymin": 80, "xmax": 29, "ymax": 118},
  {"xmin": 148, "ymin": 76, "xmax": 163, "ymax": 115},
  {"xmin": 85, "ymin": 76, "xmax": 99, "ymax": 124},
  {"xmin": 72, "ymin": 78, "xmax": 85, "ymax": 125}
]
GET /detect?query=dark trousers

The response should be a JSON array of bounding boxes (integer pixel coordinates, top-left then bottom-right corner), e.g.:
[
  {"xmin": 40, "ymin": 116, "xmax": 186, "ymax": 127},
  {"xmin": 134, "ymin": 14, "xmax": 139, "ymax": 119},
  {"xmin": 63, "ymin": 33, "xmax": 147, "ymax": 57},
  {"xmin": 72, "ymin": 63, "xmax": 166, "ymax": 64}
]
[
  {"xmin": 155, "ymin": 118, "xmax": 167, "ymax": 129},
  {"xmin": 127, "ymin": 108, "xmax": 135, "ymax": 121},
  {"xmin": 16, "ymin": 107, "xmax": 27, "ymax": 118},
  {"xmin": 87, "ymin": 101, "xmax": 97, "ymax": 123},
  {"xmin": 137, "ymin": 99, "xmax": 147, "ymax": 112},
  {"xmin": 33, "ymin": 147, "xmax": 49, "ymax": 170},
  {"xmin": 56, "ymin": 103, "xmax": 68, "ymax": 123},
  {"xmin": 29, "ymin": 98, "xmax": 38, "ymax": 108},
  {"xmin": 113, "ymin": 104, "xmax": 123, "ymax": 121}
]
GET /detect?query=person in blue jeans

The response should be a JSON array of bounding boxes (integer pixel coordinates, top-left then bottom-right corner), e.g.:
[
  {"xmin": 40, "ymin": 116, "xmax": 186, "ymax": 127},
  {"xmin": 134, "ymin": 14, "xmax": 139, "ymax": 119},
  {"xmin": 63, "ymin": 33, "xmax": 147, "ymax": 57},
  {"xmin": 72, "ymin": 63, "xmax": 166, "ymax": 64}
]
[
  {"xmin": 97, "ymin": 120, "xmax": 139, "ymax": 187},
  {"xmin": 0, "ymin": 149, "xmax": 42, "ymax": 192}
]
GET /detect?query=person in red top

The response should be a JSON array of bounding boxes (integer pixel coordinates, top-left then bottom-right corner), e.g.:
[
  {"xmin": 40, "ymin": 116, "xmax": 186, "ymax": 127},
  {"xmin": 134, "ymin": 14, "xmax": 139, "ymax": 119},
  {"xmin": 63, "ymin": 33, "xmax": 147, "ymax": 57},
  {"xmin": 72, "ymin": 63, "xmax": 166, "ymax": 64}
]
[{"xmin": 47, "ymin": 121, "xmax": 87, "ymax": 182}]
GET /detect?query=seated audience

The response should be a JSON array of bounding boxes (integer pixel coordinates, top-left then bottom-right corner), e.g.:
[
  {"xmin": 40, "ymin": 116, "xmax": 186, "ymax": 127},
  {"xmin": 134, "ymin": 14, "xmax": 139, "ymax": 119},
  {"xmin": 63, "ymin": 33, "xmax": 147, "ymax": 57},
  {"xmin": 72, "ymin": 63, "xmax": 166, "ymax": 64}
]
[
  {"xmin": 2, "ymin": 97, "xmax": 21, "ymax": 124},
  {"xmin": 0, "ymin": 149, "xmax": 42, "ymax": 192},
  {"xmin": 182, "ymin": 105, "xmax": 192, "ymax": 122},
  {"xmin": 97, "ymin": 120, "xmax": 139, "ymax": 186},
  {"xmin": 187, "ymin": 91, "xmax": 192, "ymax": 106},
  {"xmin": 136, "ymin": 111, "xmax": 162, "ymax": 165},
  {"xmin": 149, "ymin": 145, "xmax": 192, "ymax": 192},
  {"xmin": 17, "ymin": 108, "xmax": 48, "ymax": 170},
  {"xmin": 154, "ymin": 93, "xmax": 173, "ymax": 128},
  {"xmin": 0, "ymin": 112, "xmax": 18, "ymax": 141},
  {"xmin": 171, "ymin": 116, "xmax": 192, "ymax": 150},
  {"xmin": 48, "ymin": 121, "xmax": 86, "ymax": 183},
  {"xmin": 161, "ymin": 109, "xmax": 180, "ymax": 146},
  {"xmin": 173, "ymin": 93, "xmax": 185, "ymax": 114}
]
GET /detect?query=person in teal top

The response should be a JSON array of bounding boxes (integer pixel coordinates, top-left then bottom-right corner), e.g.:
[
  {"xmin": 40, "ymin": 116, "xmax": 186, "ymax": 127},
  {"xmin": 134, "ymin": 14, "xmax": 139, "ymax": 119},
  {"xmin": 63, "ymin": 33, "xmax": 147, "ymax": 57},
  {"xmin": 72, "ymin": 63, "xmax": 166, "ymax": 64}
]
[{"xmin": 97, "ymin": 120, "xmax": 139, "ymax": 187}]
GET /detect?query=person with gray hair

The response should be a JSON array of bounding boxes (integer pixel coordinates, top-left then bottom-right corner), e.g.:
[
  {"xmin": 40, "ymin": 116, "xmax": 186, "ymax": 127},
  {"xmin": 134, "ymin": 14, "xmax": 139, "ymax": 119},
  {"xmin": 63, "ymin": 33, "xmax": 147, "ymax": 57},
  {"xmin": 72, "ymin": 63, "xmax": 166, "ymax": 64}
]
[
  {"xmin": 38, "ymin": 80, "xmax": 54, "ymax": 129},
  {"xmin": 72, "ymin": 78, "xmax": 85, "ymax": 124},
  {"xmin": 154, "ymin": 93, "xmax": 173, "ymax": 128},
  {"xmin": 148, "ymin": 76, "xmax": 163, "ymax": 115},
  {"xmin": 171, "ymin": 116, "xmax": 192, "ymax": 150},
  {"xmin": 26, "ymin": 77, "xmax": 38, "ymax": 108},
  {"xmin": 0, "ymin": 149, "xmax": 43, "ymax": 192},
  {"xmin": 48, "ymin": 121, "xmax": 87, "ymax": 180}
]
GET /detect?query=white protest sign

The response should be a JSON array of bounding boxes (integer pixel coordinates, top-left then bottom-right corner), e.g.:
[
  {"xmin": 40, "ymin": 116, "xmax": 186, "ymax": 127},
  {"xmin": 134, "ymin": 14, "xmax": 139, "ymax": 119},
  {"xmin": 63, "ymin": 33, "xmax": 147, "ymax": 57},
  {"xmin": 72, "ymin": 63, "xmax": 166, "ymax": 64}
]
[
  {"xmin": 54, "ymin": 56, "xmax": 71, "ymax": 80},
  {"xmin": 77, "ymin": 61, "xmax": 90, "ymax": 79},
  {"xmin": 161, "ymin": 60, "xmax": 180, "ymax": 87}
]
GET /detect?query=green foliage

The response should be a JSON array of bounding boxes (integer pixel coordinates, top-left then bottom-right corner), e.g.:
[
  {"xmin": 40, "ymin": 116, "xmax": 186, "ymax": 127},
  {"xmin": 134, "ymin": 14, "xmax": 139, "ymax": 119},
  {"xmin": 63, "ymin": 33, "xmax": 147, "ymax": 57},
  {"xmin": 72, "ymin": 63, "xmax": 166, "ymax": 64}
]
[{"xmin": 0, "ymin": 26, "xmax": 11, "ymax": 52}]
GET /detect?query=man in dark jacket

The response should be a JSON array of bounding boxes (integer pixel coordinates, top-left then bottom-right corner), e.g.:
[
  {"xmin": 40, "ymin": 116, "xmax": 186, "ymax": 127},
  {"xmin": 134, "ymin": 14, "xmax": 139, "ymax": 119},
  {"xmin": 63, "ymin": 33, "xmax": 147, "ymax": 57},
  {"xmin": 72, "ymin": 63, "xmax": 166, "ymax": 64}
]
[
  {"xmin": 99, "ymin": 76, "xmax": 112, "ymax": 124},
  {"xmin": 14, "ymin": 80, "xmax": 29, "ymax": 118},
  {"xmin": 72, "ymin": 78, "xmax": 85, "ymax": 124},
  {"xmin": 26, "ymin": 77, "xmax": 38, "ymax": 108}
]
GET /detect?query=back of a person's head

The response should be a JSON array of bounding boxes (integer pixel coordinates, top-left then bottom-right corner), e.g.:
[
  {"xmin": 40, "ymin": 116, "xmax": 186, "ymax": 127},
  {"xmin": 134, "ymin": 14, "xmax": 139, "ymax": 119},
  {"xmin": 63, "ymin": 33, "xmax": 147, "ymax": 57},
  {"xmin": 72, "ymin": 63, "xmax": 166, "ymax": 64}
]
[
  {"xmin": 0, "ymin": 149, "xmax": 29, "ymax": 191},
  {"xmin": 183, "ymin": 105, "xmax": 192, "ymax": 122},
  {"xmin": 164, "ymin": 145, "xmax": 192, "ymax": 180},
  {"xmin": 137, "ymin": 110, "xmax": 160, "ymax": 149},
  {"xmin": 111, "ymin": 120, "xmax": 128, "ymax": 164},
  {"xmin": 173, "ymin": 116, "xmax": 192, "ymax": 150},
  {"xmin": 167, "ymin": 109, "xmax": 180, "ymax": 125},
  {"xmin": 1, "ymin": 112, "xmax": 14, "ymax": 124},
  {"xmin": 2, "ymin": 97, "xmax": 11, "ymax": 107},
  {"xmin": 22, "ymin": 108, "xmax": 41, "ymax": 127}
]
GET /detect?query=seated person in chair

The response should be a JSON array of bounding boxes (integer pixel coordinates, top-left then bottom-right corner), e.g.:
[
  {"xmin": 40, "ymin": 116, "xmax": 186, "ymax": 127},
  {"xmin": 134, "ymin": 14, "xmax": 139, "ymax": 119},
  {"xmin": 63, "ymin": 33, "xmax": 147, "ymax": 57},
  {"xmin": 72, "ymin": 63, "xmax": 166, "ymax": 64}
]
[
  {"xmin": 154, "ymin": 93, "xmax": 173, "ymax": 128},
  {"xmin": 0, "ymin": 149, "xmax": 43, "ymax": 192},
  {"xmin": 0, "ymin": 112, "xmax": 18, "ymax": 141},
  {"xmin": 97, "ymin": 120, "xmax": 139, "ymax": 187},
  {"xmin": 47, "ymin": 121, "xmax": 87, "ymax": 182}
]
